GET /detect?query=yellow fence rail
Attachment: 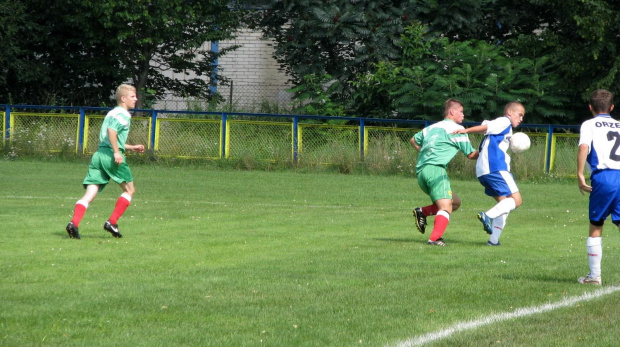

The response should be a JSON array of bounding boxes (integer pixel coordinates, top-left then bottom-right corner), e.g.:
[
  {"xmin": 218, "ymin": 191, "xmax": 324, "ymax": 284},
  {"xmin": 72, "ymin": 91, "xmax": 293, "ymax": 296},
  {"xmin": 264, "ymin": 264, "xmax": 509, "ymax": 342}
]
[{"xmin": 1, "ymin": 106, "xmax": 582, "ymax": 176}]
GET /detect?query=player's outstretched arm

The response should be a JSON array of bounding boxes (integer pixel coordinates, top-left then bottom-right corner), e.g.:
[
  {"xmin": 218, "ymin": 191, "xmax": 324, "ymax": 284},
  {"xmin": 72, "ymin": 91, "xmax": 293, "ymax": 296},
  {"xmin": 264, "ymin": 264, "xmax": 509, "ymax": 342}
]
[
  {"xmin": 126, "ymin": 144, "xmax": 145, "ymax": 153},
  {"xmin": 467, "ymin": 150, "xmax": 479, "ymax": 160},
  {"xmin": 453, "ymin": 124, "xmax": 488, "ymax": 134}
]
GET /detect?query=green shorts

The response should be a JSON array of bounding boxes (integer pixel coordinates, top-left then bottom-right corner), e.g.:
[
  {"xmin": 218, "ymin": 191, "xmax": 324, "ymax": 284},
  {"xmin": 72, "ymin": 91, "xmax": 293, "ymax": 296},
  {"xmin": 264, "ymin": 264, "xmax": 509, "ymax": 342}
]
[
  {"xmin": 83, "ymin": 147, "xmax": 133, "ymax": 192},
  {"xmin": 417, "ymin": 165, "xmax": 452, "ymax": 202}
]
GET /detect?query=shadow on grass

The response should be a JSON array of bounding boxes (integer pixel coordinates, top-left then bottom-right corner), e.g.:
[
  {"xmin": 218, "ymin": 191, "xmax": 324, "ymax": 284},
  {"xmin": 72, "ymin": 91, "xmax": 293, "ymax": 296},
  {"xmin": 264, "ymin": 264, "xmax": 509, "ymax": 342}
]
[
  {"xmin": 373, "ymin": 237, "xmax": 416, "ymax": 243},
  {"xmin": 499, "ymin": 273, "xmax": 578, "ymax": 284},
  {"xmin": 53, "ymin": 231, "xmax": 117, "ymax": 240}
]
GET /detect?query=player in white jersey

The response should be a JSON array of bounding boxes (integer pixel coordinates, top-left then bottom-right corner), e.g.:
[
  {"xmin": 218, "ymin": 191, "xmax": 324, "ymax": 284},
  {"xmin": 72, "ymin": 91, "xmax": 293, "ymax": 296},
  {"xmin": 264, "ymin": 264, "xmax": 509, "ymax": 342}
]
[
  {"xmin": 576, "ymin": 89, "xmax": 620, "ymax": 285},
  {"xmin": 453, "ymin": 102, "xmax": 525, "ymax": 245}
]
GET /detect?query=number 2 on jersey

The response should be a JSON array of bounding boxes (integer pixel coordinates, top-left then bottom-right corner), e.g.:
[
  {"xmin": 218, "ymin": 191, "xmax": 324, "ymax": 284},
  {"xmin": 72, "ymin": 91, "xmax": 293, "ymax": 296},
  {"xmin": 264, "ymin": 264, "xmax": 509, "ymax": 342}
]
[{"xmin": 607, "ymin": 131, "xmax": 620, "ymax": 161}]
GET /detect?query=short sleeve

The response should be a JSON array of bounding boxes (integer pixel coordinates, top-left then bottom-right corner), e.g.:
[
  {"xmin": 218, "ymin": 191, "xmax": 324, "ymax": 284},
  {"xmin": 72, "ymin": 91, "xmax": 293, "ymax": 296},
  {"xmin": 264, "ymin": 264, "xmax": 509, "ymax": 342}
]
[
  {"xmin": 485, "ymin": 118, "xmax": 510, "ymax": 135},
  {"xmin": 413, "ymin": 130, "xmax": 424, "ymax": 145},
  {"xmin": 578, "ymin": 122, "xmax": 592, "ymax": 148}
]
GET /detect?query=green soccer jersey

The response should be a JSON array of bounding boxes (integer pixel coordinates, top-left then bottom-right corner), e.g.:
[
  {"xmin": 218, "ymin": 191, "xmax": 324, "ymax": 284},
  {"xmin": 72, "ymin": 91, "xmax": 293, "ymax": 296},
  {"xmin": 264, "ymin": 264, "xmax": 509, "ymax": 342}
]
[
  {"xmin": 413, "ymin": 119, "xmax": 475, "ymax": 173},
  {"xmin": 99, "ymin": 106, "xmax": 131, "ymax": 152}
]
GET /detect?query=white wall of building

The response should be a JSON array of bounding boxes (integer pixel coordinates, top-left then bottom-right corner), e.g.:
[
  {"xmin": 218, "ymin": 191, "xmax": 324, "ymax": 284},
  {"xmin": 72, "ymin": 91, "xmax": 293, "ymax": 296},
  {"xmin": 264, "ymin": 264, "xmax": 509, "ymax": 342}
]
[{"xmin": 157, "ymin": 28, "xmax": 293, "ymax": 111}]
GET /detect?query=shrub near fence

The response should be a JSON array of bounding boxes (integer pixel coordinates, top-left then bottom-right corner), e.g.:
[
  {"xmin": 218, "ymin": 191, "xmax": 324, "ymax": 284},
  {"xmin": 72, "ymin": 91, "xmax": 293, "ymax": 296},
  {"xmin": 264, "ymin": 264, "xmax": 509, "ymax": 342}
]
[{"xmin": 1, "ymin": 105, "xmax": 581, "ymax": 177}]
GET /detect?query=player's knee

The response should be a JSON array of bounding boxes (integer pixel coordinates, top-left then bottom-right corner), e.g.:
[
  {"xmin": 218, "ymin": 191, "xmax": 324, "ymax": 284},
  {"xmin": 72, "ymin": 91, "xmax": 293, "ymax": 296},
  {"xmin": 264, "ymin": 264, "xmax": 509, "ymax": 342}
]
[
  {"xmin": 124, "ymin": 186, "xmax": 135, "ymax": 196},
  {"xmin": 511, "ymin": 195, "xmax": 522, "ymax": 208},
  {"xmin": 590, "ymin": 219, "xmax": 604, "ymax": 227}
]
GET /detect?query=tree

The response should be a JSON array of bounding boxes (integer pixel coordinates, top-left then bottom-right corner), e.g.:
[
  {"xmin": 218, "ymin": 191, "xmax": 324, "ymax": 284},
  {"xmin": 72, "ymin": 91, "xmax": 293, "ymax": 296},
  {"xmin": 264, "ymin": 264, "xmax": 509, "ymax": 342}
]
[
  {"xmin": 253, "ymin": 0, "xmax": 572, "ymax": 118},
  {"xmin": 254, "ymin": 0, "xmax": 602, "ymax": 123},
  {"xmin": 1, "ymin": 0, "xmax": 245, "ymax": 108},
  {"xmin": 0, "ymin": 0, "xmax": 24, "ymax": 87},
  {"xmin": 534, "ymin": 1, "xmax": 620, "ymax": 108},
  {"xmin": 480, "ymin": 0, "xmax": 620, "ymax": 123},
  {"xmin": 0, "ymin": 0, "xmax": 44, "ymax": 104},
  {"xmin": 253, "ymin": 0, "xmax": 417, "ymax": 100},
  {"xmin": 350, "ymin": 23, "xmax": 570, "ymax": 123}
]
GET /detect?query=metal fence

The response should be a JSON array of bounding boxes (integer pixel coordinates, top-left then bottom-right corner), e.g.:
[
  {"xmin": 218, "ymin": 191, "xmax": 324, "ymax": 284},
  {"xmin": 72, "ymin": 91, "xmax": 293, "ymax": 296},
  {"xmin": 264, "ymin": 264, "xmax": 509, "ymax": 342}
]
[{"xmin": 1, "ymin": 104, "xmax": 581, "ymax": 176}]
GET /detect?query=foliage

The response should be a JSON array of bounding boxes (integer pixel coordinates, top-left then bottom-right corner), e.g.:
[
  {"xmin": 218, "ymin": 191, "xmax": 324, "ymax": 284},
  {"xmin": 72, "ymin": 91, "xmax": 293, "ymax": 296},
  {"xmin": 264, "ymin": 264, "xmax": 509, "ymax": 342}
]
[
  {"xmin": 406, "ymin": 0, "xmax": 499, "ymax": 40},
  {"xmin": 288, "ymin": 74, "xmax": 346, "ymax": 116},
  {"xmin": 448, "ymin": 0, "xmax": 620, "ymax": 123},
  {"xmin": 350, "ymin": 23, "xmax": 570, "ymax": 123},
  {"xmin": 255, "ymin": 0, "xmax": 620, "ymax": 124},
  {"xmin": 0, "ymin": 0, "xmax": 26, "ymax": 98},
  {"xmin": 252, "ymin": 0, "xmax": 416, "ymax": 100},
  {"xmin": 0, "ymin": 0, "xmax": 244, "ymax": 108},
  {"xmin": 519, "ymin": 0, "xmax": 620, "ymax": 122},
  {"xmin": 348, "ymin": 60, "xmax": 398, "ymax": 118},
  {"xmin": 252, "ymin": 0, "xmax": 519, "ymax": 100}
]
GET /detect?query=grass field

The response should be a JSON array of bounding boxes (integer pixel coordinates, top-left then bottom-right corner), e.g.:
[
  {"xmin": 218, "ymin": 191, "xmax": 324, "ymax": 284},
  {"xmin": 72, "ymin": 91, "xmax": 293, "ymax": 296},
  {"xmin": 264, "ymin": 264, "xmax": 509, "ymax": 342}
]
[{"xmin": 1, "ymin": 159, "xmax": 619, "ymax": 346}]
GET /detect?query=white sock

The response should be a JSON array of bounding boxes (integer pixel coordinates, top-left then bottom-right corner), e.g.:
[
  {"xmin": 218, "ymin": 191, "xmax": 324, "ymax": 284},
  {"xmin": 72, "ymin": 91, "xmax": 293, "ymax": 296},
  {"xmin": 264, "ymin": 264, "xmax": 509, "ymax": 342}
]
[
  {"xmin": 489, "ymin": 214, "xmax": 507, "ymax": 244},
  {"xmin": 120, "ymin": 192, "xmax": 132, "ymax": 202},
  {"xmin": 486, "ymin": 198, "xmax": 516, "ymax": 219},
  {"xmin": 587, "ymin": 237, "xmax": 602, "ymax": 278},
  {"xmin": 76, "ymin": 199, "xmax": 89, "ymax": 209}
]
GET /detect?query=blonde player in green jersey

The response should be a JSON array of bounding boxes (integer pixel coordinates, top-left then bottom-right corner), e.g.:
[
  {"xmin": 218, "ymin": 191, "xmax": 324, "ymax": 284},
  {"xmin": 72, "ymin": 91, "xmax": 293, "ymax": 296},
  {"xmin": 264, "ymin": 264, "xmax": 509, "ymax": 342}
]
[
  {"xmin": 410, "ymin": 99, "xmax": 479, "ymax": 246},
  {"xmin": 65, "ymin": 84, "xmax": 145, "ymax": 239}
]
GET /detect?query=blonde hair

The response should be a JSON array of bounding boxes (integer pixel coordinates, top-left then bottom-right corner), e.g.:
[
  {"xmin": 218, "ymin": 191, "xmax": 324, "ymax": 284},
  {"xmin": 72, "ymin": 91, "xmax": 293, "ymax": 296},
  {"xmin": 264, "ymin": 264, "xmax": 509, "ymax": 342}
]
[
  {"xmin": 504, "ymin": 101, "xmax": 524, "ymax": 114},
  {"xmin": 115, "ymin": 84, "xmax": 136, "ymax": 104}
]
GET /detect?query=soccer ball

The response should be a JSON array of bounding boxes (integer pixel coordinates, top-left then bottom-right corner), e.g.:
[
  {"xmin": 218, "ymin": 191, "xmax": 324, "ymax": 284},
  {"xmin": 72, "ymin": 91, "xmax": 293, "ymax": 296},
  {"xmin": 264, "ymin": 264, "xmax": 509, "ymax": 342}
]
[{"xmin": 510, "ymin": 132, "xmax": 531, "ymax": 153}]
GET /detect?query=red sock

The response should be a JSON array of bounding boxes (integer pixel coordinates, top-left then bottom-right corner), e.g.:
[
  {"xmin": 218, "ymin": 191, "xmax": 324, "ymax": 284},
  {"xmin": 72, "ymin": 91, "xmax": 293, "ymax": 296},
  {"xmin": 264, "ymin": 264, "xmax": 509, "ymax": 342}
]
[
  {"xmin": 429, "ymin": 210, "xmax": 450, "ymax": 241},
  {"xmin": 71, "ymin": 201, "xmax": 88, "ymax": 227},
  {"xmin": 109, "ymin": 194, "xmax": 131, "ymax": 224},
  {"xmin": 422, "ymin": 204, "xmax": 439, "ymax": 217}
]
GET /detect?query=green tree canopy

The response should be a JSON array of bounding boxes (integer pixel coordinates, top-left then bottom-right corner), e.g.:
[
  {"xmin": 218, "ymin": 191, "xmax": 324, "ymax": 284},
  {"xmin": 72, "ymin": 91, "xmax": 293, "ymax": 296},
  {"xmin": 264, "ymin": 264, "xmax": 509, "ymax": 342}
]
[
  {"xmin": 1, "ymin": 0, "xmax": 244, "ymax": 108},
  {"xmin": 252, "ymin": 0, "xmax": 417, "ymax": 100},
  {"xmin": 255, "ymin": 0, "xmax": 620, "ymax": 123},
  {"xmin": 350, "ymin": 23, "xmax": 569, "ymax": 123}
]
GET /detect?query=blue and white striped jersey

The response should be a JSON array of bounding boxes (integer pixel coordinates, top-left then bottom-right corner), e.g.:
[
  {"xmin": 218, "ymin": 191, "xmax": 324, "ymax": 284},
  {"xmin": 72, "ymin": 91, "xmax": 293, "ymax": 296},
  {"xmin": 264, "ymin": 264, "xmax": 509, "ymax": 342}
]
[{"xmin": 475, "ymin": 116, "xmax": 513, "ymax": 177}]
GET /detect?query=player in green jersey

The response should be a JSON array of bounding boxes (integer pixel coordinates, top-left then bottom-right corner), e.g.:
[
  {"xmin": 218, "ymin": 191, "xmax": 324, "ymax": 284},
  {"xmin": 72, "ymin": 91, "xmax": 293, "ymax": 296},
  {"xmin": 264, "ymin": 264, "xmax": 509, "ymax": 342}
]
[
  {"xmin": 65, "ymin": 84, "xmax": 145, "ymax": 239},
  {"xmin": 410, "ymin": 99, "xmax": 479, "ymax": 245}
]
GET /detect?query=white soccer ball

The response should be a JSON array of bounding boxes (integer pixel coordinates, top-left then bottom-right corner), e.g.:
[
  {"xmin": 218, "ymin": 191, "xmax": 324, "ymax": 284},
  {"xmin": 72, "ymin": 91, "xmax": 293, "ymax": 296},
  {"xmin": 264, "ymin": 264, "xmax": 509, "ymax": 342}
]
[{"xmin": 510, "ymin": 132, "xmax": 531, "ymax": 153}]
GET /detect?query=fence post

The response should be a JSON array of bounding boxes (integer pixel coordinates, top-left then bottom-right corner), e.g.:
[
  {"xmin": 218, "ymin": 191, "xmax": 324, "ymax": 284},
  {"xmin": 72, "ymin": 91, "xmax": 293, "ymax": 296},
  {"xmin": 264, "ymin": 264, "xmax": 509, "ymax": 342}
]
[
  {"xmin": 78, "ymin": 107, "xmax": 86, "ymax": 154},
  {"xmin": 359, "ymin": 118, "xmax": 365, "ymax": 161},
  {"xmin": 3, "ymin": 105, "xmax": 10, "ymax": 146},
  {"xmin": 293, "ymin": 116, "xmax": 299, "ymax": 162},
  {"xmin": 545, "ymin": 125, "xmax": 553, "ymax": 173},
  {"xmin": 229, "ymin": 80, "xmax": 233, "ymax": 111},
  {"xmin": 149, "ymin": 110, "xmax": 157, "ymax": 158},
  {"xmin": 220, "ymin": 112, "xmax": 227, "ymax": 159},
  {"xmin": 210, "ymin": 40, "xmax": 219, "ymax": 96}
]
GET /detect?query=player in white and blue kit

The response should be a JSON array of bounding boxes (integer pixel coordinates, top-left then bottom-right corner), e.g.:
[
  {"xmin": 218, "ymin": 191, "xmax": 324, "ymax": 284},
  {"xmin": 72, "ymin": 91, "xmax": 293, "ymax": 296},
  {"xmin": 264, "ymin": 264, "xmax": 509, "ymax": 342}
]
[
  {"xmin": 454, "ymin": 102, "xmax": 525, "ymax": 245},
  {"xmin": 576, "ymin": 89, "xmax": 620, "ymax": 285}
]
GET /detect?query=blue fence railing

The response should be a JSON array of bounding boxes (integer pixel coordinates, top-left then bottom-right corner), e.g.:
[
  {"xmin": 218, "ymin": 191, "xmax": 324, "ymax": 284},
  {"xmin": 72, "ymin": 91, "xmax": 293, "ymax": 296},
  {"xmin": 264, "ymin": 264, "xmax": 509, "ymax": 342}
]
[{"xmin": 1, "ymin": 104, "xmax": 581, "ymax": 174}]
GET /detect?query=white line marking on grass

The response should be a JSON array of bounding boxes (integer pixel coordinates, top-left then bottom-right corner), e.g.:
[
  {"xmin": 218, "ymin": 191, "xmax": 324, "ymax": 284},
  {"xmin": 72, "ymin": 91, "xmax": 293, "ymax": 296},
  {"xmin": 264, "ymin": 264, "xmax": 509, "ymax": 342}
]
[
  {"xmin": 1, "ymin": 195, "xmax": 362, "ymax": 209},
  {"xmin": 389, "ymin": 285, "xmax": 620, "ymax": 347}
]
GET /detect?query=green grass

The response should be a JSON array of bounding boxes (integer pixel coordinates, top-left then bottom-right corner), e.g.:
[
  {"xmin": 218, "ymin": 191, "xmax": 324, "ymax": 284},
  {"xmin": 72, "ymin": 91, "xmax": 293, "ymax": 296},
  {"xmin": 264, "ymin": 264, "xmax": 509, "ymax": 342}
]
[{"xmin": 1, "ymin": 159, "xmax": 619, "ymax": 346}]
